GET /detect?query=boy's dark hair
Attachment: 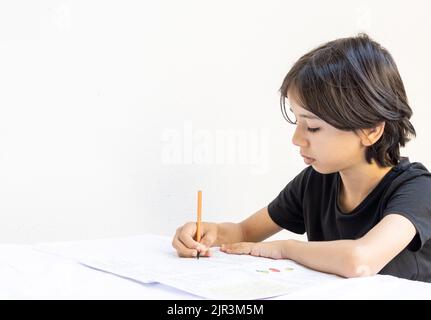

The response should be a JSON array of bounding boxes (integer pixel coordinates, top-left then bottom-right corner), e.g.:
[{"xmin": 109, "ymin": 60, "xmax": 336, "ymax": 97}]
[{"xmin": 280, "ymin": 33, "xmax": 416, "ymax": 167}]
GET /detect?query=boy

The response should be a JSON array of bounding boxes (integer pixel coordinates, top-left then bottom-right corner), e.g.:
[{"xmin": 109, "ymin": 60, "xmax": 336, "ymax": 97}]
[{"xmin": 172, "ymin": 34, "xmax": 431, "ymax": 282}]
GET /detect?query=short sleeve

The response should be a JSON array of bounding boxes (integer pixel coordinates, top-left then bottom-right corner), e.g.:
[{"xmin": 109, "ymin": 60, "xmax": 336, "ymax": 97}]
[
  {"xmin": 383, "ymin": 175, "xmax": 431, "ymax": 251},
  {"xmin": 267, "ymin": 166, "xmax": 312, "ymax": 234}
]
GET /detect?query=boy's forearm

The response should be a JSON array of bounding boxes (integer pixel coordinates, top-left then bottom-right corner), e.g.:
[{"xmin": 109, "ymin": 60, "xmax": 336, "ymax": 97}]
[{"xmin": 282, "ymin": 239, "xmax": 369, "ymax": 278}]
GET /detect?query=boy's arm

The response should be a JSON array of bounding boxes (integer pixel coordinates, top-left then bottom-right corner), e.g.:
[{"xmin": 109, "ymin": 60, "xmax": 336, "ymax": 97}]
[
  {"xmin": 214, "ymin": 206, "xmax": 282, "ymax": 246},
  {"xmin": 172, "ymin": 206, "xmax": 282, "ymax": 257},
  {"xmin": 222, "ymin": 213, "xmax": 416, "ymax": 278}
]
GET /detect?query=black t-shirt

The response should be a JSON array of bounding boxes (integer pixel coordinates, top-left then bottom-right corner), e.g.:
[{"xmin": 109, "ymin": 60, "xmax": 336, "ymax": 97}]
[{"xmin": 268, "ymin": 157, "xmax": 431, "ymax": 282}]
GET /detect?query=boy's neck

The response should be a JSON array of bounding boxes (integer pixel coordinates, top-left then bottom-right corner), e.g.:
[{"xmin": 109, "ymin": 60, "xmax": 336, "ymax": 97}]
[{"xmin": 338, "ymin": 160, "xmax": 393, "ymax": 213}]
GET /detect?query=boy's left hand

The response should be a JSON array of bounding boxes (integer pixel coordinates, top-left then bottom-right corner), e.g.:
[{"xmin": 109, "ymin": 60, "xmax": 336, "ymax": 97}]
[{"xmin": 220, "ymin": 241, "xmax": 285, "ymax": 260}]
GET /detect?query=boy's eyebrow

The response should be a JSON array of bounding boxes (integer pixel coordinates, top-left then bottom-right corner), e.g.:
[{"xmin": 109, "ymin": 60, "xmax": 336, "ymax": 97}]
[{"xmin": 289, "ymin": 108, "xmax": 321, "ymax": 120}]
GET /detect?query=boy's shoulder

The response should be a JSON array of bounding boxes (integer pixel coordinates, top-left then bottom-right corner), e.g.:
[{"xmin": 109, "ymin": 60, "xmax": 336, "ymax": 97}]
[
  {"xmin": 392, "ymin": 157, "xmax": 431, "ymax": 183},
  {"xmin": 380, "ymin": 157, "xmax": 431, "ymax": 199}
]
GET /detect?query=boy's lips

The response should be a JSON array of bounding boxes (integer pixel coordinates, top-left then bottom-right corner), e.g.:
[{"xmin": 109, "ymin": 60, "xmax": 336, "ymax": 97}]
[
  {"xmin": 301, "ymin": 153, "xmax": 316, "ymax": 164},
  {"xmin": 300, "ymin": 153, "xmax": 315, "ymax": 160}
]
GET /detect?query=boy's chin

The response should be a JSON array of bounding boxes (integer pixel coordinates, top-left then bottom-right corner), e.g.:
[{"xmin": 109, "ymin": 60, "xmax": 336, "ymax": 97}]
[{"xmin": 310, "ymin": 164, "xmax": 338, "ymax": 175}]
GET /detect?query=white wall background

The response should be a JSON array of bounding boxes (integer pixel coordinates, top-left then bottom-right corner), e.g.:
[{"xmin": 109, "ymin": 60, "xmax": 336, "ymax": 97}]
[{"xmin": 0, "ymin": 0, "xmax": 430, "ymax": 244}]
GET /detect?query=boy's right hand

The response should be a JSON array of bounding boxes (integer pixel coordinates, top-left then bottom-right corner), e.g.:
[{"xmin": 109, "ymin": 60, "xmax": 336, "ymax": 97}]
[{"xmin": 172, "ymin": 222, "xmax": 218, "ymax": 258}]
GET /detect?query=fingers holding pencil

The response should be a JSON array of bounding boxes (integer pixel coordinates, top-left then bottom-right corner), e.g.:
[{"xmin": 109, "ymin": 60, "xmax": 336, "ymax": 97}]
[
  {"xmin": 195, "ymin": 225, "xmax": 218, "ymax": 257},
  {"xmin": 172, "ymin": 222, "xmax": 218, "ymax": 258},
  {"xmin": 170, "ymin": 189, "xmax": 220, "ymax": 259}
]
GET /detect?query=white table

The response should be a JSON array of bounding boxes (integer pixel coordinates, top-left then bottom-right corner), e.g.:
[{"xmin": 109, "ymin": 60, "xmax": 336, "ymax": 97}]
[{"xmin": 1, "ymin": 239, "xmax": 430, "ymax": 300}]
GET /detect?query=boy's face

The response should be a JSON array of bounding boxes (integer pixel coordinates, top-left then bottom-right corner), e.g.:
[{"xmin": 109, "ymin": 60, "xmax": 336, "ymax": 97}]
[{"xmin": 288, "ymin": 95, "xmax": 367, "ymax": 174}]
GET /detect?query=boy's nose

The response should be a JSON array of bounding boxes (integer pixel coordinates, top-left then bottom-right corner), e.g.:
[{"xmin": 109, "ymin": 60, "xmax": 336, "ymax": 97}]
[{"xmin": 292, "ymin": 127, "xmax": 308, "ymax": 147}]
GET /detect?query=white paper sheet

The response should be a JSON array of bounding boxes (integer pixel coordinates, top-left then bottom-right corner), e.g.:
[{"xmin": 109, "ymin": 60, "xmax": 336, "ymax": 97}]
[
  {"xmin": 34, "ymin": 234, "xmax": 343, "ymax": 299},
  {"xmin": 0, "ymin": 242, "xmax": 200, "ymax": 299}
]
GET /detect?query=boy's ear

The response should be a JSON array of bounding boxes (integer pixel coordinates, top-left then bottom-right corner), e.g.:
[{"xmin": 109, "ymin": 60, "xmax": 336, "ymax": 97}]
[{"xmin": 359, "ymin": 122, "xmax": 386, "ymax": 147}]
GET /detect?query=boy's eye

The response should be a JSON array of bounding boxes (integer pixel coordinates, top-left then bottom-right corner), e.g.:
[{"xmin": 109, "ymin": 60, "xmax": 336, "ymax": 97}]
[{"xmin": 307, "ymin": 127, "xmax": 320, "ymax": 132}]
